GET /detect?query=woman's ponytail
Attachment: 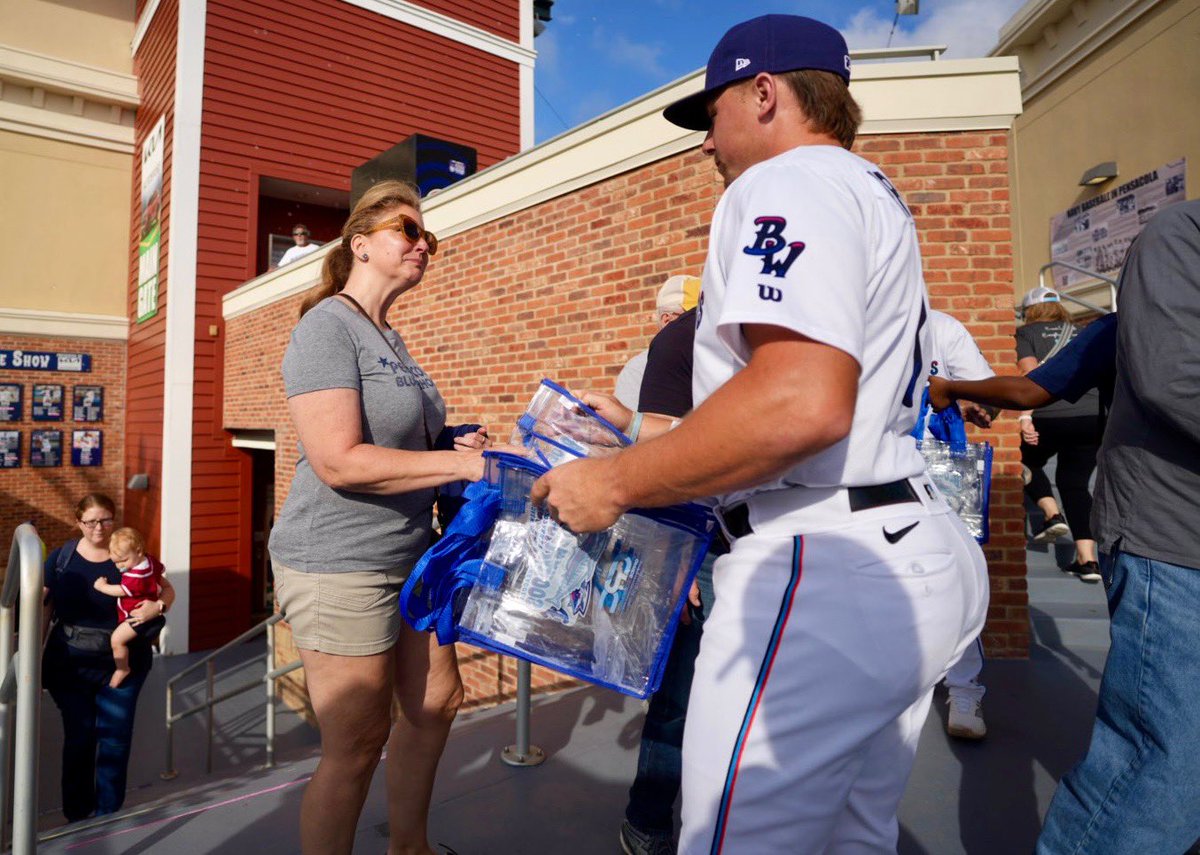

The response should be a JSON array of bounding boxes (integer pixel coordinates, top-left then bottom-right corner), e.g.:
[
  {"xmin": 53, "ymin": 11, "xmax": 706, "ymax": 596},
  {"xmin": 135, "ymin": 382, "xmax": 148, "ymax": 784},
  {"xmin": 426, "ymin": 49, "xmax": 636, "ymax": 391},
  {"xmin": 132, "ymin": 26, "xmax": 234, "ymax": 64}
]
[{"xmin": 297, "ymin": 180, "xmax": 422, "ymax": 318}]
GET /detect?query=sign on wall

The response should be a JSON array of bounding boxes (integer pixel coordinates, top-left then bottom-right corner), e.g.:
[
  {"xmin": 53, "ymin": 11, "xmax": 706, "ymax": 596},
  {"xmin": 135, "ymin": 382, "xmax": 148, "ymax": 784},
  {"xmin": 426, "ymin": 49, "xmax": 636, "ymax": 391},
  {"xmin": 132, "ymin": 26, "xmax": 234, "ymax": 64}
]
[
  {"xmin": 0, "ymin": 431, "xmax": 19, "ymax": 468},
  {"xmin": 0, "ymin": 385, "xmax": 20, "ymax": 422},
  {"xmin": 73, "ymin": 385, "xmax": 104, "ymax": 422},
  {"xmin": 138, "ymin": 116, "xmax": 166, "ymax": 323},
  {"xmin": 30, "ymin": 430, "xmax": 61, "ymax": 467},
  {"xmin": 32, "ymin": 384, "xmax": 63, "ymax": 421},
  {"xmin": 72, "ymin": 430, "xmax": 103, "ymax": 467},
  {"xmin": 1050, "ymin": 158, "xmax": 1187, "ymax": 290},
  {"xmin": 0, "ymin": 350, "xmax": 91, "ymax": 372}
]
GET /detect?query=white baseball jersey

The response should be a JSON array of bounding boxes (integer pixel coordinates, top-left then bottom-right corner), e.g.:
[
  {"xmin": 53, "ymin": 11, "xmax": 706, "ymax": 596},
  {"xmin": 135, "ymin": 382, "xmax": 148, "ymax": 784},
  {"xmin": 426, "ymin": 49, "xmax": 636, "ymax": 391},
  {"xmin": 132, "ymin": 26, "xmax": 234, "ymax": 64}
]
[
  {"xmin": 926, "ymin": 310, "xmax": 993, "ymax": 383},
  {"xmin": 920, "ymin": 310, "xmax": 995, "ymax": 440},
  {"xmin": 693, "ymin": 144, "xmax": 930, "ymax": 500}
]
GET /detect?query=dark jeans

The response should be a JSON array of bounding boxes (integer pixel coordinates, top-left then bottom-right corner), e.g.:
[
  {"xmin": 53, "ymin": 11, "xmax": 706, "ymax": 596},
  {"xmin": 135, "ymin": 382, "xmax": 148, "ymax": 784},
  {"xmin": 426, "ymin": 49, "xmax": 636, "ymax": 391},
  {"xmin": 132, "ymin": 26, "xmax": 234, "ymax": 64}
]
[
  {"xmin": 625, "ymin": 553, "xmax": 716, "ymax": 835},
  {"xmin": 1021, "ymin": 414, "xmax": 1100, "ymax": 542},
  {"xmin": 48, "ymin": 666, "xmax": 148, "ymax": 821}
]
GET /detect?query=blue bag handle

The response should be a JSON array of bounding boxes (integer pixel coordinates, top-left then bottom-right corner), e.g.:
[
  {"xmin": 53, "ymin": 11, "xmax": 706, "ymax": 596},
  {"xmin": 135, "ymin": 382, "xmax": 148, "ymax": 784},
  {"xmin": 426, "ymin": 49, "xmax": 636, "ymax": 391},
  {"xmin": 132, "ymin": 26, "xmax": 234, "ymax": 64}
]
[
  {"xmin": 911, "ymin": 387, "xmax": 968, "ymax": 450},
  {"xmin": 400, "ymin": 478, "xmax": 503, "ymax": 644}
]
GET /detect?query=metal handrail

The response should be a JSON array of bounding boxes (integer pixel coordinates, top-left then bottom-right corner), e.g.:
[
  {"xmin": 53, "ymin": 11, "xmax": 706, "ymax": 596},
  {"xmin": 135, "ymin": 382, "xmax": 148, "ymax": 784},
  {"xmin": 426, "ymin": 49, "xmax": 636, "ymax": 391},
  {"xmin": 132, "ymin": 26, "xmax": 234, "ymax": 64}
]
[
  {"xmin": 1038, "ymin": 261, "xmax": 1119, "ymax": 313},
  {"xmin": 0, "ymin": 524, "xmax": 45, "ymax": 854},
  {"xmin": 162, "ymin": 612, "xmax": 302, "ymax": 778}
]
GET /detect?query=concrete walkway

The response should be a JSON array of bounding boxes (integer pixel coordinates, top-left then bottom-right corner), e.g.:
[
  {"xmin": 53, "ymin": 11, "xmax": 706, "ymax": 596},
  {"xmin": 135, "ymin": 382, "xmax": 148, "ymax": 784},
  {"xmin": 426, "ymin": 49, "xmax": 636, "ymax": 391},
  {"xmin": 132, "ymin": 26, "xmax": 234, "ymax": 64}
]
[{"xmin": 36, "ymin": 543, "xmax": 1113, "ymax": 854}]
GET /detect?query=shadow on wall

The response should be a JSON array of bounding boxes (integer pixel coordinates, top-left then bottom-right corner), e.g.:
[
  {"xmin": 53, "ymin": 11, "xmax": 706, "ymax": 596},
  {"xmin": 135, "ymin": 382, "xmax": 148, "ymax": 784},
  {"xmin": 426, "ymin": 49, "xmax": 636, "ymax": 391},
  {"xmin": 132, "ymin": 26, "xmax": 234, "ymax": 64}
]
[{"xmin": 0, "ymin": 484, "xmax": 111, "ymax": 558}]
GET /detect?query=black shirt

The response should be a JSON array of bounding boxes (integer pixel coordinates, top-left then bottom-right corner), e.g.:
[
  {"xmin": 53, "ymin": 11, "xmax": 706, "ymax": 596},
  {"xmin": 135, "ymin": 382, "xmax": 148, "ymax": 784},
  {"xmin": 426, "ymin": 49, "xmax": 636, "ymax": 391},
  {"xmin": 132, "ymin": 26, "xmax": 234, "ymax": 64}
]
[
  {"xmin": 44, "ymin": 543, "xmax": 153, "ymax": 683},
  {"xmin": 638, "ymin": 308, "xmax": 696, "ymax": 418}
]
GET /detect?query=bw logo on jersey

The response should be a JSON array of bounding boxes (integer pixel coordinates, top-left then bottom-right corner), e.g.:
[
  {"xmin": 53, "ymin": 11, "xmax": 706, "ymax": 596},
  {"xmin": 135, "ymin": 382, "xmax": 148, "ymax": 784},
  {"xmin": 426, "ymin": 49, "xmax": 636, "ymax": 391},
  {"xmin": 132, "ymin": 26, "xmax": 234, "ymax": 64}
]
[{"xmin": 743, "ymin": 216, "xmax": 806, "ymax": 303}]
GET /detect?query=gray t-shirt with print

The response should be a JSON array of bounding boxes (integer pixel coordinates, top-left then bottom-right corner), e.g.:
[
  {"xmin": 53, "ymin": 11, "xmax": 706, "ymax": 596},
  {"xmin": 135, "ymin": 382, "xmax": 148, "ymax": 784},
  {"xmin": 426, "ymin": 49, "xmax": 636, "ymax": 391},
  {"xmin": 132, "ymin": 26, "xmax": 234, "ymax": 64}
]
[{"xmin": 268, "ymin": 297, "xmax": 446, "ymax": 573}]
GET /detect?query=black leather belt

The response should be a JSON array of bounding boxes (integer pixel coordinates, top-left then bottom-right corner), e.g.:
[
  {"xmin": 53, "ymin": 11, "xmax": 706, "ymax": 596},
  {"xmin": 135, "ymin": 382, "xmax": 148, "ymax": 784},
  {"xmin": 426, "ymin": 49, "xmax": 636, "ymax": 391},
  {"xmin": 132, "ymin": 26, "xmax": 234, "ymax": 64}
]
[{"xmin": 718, "ymin": 479, "xmax": 921, "ymax": 539}]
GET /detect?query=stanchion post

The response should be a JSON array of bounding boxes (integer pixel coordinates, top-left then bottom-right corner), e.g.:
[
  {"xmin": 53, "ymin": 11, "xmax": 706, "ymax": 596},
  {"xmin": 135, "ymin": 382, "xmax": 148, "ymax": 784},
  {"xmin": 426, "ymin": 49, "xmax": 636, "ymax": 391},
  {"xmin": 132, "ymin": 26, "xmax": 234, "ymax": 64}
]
[{"xmin": 500, "ymin": 659, "xmax": 544, "ymax": 767}]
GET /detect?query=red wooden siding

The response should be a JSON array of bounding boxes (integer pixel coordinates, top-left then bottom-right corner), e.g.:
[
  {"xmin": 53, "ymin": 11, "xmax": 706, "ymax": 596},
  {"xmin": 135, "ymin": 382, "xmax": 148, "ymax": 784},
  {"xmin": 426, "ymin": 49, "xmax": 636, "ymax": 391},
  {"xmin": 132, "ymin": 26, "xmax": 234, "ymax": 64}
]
[
  {"xmin": 415, "ymin": 0, "xmax": 521, "ymax": 41},
  {"xmin": 187, "ymin": 0, "xmax": 522, "ymax": 649},
  {"xmin": 125, "ymin": 0, "xmax": 178, "ymax": 560}
]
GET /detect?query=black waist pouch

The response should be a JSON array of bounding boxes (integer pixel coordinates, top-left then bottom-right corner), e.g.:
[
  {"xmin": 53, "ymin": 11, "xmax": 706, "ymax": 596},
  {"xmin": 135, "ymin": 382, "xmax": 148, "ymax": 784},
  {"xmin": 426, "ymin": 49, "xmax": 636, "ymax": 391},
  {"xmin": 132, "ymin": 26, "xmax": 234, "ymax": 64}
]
[{"xmin": 58, "ymin": 623, "xmax": 113, "ymax": 655}]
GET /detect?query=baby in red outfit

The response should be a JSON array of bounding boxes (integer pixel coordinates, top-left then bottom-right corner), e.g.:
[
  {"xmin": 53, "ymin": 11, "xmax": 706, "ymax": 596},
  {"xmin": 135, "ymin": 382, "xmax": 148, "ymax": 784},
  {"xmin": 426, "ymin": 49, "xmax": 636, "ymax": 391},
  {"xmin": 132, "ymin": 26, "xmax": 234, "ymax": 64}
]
[{"xmin": 93, "ymin": 527, "xmax": 166, "ymax": 688}]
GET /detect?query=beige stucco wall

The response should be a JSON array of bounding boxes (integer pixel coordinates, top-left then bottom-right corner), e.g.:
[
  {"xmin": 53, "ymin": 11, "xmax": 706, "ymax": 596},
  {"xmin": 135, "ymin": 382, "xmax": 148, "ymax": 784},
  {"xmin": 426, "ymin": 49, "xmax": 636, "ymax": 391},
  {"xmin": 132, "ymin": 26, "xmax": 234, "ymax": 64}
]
[
  {"xmin": 0, "ymin": 0, "xmax": 135, "ymax": 73},
  {"xmin": 0, "ymin": 130, "xmax": 132, "ymax": 316},
  {"xmin": 1008, "ymin": 0, "xmax": 1200, "ymax": 305}
]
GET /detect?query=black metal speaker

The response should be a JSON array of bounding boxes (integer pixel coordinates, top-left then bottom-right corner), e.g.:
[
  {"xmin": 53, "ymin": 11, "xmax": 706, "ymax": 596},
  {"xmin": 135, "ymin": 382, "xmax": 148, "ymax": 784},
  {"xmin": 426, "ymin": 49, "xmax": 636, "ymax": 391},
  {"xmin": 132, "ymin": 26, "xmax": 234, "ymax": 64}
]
[{"xmin": 351, "ymin": 134, "xmax": 477, "ymax": 206}]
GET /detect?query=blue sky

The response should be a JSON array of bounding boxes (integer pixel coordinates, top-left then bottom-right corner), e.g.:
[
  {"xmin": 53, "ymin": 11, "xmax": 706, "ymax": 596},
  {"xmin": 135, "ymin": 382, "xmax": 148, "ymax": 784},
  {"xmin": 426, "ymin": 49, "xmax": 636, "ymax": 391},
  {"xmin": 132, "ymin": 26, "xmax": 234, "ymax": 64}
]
[{"xmin": 532, "ymin": 0, "xmax": 1027, "ymax": 143}]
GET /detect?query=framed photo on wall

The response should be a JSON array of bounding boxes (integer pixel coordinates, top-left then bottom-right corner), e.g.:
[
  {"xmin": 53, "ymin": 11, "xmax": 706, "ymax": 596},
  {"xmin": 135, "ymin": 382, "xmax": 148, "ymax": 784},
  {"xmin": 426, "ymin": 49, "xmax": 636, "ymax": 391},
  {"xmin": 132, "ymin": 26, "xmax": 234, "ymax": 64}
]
[
  {"xmin": 71, "ymin": 429, "xmax": 102, "ymax": 467},
  {"xmin": 73, "ymin": 385, "xmax": 104, "ymax": 422},
  {"xmin": 30, "ymin": 429, "xmax": 61, "ymax": 467},
  {"xmin": 32, "ymin": 384, "xmax": 63, "ymax": 421},
  {"xmin": 0, "ymin": 385, "xmax": 20, "ymax": 422},
  {"xmin": 0, "ymin": 431, "xmax": 19, "ymax": 468}
]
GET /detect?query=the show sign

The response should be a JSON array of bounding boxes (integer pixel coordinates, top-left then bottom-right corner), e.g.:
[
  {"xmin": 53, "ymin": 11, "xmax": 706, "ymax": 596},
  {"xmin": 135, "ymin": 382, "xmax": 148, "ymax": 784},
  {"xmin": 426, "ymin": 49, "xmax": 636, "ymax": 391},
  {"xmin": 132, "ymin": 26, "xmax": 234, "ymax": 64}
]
[
  {"xmin": 138, "ymin": 116, "xmax": 166, "ymax": 323},
  {"xmin": 1049, "ymin": 159, "xmax": 1186, "ymax": 290},
  {"xmin": 0, "ymin": 350, "xmax": 92, "ymax": 372}
]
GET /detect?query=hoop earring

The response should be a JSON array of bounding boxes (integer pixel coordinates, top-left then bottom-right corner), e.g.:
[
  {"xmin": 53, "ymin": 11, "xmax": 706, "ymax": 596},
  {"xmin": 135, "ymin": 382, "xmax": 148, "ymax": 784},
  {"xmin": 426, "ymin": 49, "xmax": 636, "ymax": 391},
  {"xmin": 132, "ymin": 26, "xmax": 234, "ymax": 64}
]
[{"xmin": 360, "ymin": 253, "xmax": 369, "ymax": 262}]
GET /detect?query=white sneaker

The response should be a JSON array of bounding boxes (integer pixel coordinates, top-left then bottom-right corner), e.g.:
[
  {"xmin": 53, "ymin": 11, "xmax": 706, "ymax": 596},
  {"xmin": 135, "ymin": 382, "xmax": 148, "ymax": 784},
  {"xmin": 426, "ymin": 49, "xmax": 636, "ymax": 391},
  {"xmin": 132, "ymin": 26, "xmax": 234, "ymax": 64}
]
[{"xmin": 946, "ymin": 694, "xmax": 987, "ymax": 740}]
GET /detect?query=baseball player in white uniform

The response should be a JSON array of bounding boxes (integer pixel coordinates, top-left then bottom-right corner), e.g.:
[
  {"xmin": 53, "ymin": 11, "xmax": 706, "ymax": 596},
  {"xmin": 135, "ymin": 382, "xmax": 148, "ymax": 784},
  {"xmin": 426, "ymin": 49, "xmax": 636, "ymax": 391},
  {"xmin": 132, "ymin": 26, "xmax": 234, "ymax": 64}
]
[
  {"xmin": 925, "ymin": 310, "xmax": 995, "ymax": 740},
  {"xmin": 532, "ymin": 15, "xmax": 987, "ymax": 853}
]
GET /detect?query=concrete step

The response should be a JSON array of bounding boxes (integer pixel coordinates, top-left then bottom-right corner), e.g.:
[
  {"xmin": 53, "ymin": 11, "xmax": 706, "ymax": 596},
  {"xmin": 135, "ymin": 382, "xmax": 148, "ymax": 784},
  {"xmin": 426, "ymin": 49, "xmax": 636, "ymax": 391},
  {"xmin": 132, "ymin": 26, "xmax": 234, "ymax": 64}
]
[
  {"xmin": 1027, "ymin": 575, "xmax": 1108, "ymax": 606},
  {"xmin": 1031, "ymin": 609, "xmax": 1111, "ymax": 651}
]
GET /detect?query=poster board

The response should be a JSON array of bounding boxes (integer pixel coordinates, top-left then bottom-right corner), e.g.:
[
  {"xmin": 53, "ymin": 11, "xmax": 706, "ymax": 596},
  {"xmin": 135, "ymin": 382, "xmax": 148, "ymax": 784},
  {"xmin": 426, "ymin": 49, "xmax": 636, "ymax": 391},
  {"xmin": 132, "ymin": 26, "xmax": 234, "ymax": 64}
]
[{"xmin": 1050, "ymin": 159, "xmax": 1187, "ymax": 289}]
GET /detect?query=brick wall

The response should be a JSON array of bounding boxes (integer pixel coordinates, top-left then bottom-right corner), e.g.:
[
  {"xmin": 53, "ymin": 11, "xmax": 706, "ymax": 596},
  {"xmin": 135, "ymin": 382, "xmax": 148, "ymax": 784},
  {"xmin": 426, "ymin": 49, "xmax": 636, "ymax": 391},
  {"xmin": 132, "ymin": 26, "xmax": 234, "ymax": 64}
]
[
  {"xmin": 859, "ymin": 133, "xmax": 1027, "ymax": 657},
  {"xmin": 0, "ymin": 334, "xmax": 127, "ymax": 556},
  {"xmin": 225, "ymin": 127, "xmax": 1026, "ymax": 713}
]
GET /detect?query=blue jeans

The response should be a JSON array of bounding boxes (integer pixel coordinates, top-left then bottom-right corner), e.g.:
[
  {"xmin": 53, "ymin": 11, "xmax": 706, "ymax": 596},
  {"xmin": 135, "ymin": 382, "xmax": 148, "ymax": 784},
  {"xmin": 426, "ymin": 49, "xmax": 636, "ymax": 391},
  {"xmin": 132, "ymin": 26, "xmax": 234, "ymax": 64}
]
[
  {"xmin": 625, "ymin": 554, "xmax": 716, "ymax": 835},
  {"xmin": 49, "ymin": 667, "xmax": 148, "ymax": 821},
  {"xmin": 1037, "ymin": 549, "xmax": 1200, "ymax": 854}
]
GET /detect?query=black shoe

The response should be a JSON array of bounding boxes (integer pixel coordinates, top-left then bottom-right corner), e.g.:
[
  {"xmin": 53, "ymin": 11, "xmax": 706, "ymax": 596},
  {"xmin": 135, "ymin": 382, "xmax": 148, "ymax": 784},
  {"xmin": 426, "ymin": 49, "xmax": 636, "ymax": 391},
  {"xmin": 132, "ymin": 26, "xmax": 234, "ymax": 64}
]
[
  {"xmin": 1033, "ymin": 514, "xmax": 1070, "ymax": 543},
  {"xmin": 1063, "ymin": 560, "xmax": 1102, "ymax": 583}
]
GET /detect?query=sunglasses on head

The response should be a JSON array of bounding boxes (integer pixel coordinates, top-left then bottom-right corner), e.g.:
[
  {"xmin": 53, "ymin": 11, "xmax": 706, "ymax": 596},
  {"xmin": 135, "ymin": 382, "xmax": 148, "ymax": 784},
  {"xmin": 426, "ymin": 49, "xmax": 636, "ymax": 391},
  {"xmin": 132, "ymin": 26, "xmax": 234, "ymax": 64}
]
[{"xmin": 365, "ymin": 214, "xmax": 438, "ymax": 255}]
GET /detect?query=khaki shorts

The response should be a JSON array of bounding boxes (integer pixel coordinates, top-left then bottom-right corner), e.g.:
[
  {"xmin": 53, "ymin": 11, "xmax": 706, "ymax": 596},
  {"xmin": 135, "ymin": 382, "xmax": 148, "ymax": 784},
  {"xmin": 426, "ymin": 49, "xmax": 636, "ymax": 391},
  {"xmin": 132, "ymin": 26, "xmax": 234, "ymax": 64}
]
[{"xmin": 273, "ymin": 562, "xmax": 408, "ymax": 656}]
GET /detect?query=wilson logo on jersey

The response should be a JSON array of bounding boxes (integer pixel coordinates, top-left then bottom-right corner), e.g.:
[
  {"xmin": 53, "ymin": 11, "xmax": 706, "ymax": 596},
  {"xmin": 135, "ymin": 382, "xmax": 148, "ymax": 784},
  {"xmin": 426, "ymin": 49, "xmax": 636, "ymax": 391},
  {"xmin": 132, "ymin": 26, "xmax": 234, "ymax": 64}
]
[{"xmin": 743, "ymin": 216, "xmax": 806, "ymax": 278}]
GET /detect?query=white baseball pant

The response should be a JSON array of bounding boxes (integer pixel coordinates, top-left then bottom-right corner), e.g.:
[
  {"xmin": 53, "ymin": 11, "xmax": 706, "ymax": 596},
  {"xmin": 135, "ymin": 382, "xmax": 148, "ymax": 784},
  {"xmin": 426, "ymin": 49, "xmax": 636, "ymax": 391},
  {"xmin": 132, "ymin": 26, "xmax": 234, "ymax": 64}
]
[{"xmin": 679, "ymin": 487, "xmax": 987, "ymax": 854}]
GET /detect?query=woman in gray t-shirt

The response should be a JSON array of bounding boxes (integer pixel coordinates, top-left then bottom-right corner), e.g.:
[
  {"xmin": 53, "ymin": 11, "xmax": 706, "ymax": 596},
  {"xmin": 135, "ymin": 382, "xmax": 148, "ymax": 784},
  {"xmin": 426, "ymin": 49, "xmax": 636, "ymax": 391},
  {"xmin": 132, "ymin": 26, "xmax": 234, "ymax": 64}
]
[{"xmin": 268, "ymin": 181, "xmax": 492, "ymax": 853}]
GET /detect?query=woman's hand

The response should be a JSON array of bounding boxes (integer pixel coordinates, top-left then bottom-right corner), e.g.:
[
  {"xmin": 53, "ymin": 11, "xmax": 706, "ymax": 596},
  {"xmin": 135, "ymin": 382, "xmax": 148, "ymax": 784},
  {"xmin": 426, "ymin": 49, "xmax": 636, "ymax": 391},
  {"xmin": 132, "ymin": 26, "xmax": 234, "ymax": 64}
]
[
  {"xmin": 452, "ymin": 428, "xmax": 489, "ymax": 451},
  {"xmin": 454, "ymin": 443, "xmax": 528, "ymax": 482},
  {"xmin": 1019, "ymin": 416, "xmax": 1039, "ymax": 445},
  {"xmin": 130, "ymin": 598, "xmax": 165, "ymax": 624},
  {"xmin": 578, "ymin": 392, "xmax": 634, "ymax": 433}
]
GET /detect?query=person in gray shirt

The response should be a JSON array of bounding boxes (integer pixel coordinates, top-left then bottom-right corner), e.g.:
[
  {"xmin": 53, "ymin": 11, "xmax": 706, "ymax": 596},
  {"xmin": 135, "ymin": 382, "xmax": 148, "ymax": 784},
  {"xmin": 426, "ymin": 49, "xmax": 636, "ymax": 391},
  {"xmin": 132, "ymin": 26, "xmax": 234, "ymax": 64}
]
[
  {"xmin": 268, "ymin": 180, "xmax": 501, "ymax": 855},
  {"xmin": 1038, "ymin": 200, "xmax": 1200, "ymax": 855}
]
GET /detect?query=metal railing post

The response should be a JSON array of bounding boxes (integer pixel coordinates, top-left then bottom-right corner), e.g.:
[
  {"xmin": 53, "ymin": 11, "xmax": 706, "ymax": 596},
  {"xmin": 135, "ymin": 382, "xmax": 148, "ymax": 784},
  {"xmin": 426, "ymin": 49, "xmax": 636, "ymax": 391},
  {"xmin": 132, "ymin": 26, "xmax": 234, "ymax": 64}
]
[
  {"xmin": 206, "ymin": 661, "xmax": 215, "ymax": 775},
  {"xmin": 265, "ymin": 620, "xmax": 276, "ymax": 769},
  {"xmin": 162, "ymin": 681, "xmax": 177, "ymax": 779},
  {"xmin": 0, "ymin": 595, "xmax": 13, "ymax": 852},
  {"xmin": 500, "ymin": 659, "xmax": 544, "ymax": 767},
  {"xmin": 0, "ymin": 524, "xmax": 44, "ymax": 855}
]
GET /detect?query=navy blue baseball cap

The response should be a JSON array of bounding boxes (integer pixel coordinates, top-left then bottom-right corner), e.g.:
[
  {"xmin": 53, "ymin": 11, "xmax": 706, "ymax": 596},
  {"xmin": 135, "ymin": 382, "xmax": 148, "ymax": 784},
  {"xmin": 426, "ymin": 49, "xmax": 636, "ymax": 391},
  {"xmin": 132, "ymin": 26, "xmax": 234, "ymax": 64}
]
[{"xmin": 663, "ymin": 14, "xmax": 852, "ymax": 131}]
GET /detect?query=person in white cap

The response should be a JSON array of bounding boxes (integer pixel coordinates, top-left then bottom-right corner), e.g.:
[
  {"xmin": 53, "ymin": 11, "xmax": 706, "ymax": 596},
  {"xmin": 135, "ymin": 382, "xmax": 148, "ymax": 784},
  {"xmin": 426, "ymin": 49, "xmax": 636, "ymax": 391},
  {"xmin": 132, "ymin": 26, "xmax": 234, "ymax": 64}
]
[
  {"xmin": 532, "ymin": 14, "xmax": 986, "ymax": 853},
  {"xmin": 614, "ymin": 275, "xmax": 701, "ymax": 409},
  {"xmin": 1016, "ymin": 286, "xmax": 1102, "ymax": 582}
]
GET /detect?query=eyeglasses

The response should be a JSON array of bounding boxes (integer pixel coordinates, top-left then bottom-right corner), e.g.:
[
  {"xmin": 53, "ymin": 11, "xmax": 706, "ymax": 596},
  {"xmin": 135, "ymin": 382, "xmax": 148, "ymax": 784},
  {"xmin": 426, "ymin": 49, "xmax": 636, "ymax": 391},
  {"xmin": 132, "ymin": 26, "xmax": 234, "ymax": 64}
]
[
  {"xmin": 293, "ymin": 231, "xmax": 308, "ymax": 237},
  {"xmin": 80, "ymin": 518, "xmax": 115, "ymax": 529},
  {"xmin": 364, "ymin": 214, "xmax": 438, "ymax": 255}
]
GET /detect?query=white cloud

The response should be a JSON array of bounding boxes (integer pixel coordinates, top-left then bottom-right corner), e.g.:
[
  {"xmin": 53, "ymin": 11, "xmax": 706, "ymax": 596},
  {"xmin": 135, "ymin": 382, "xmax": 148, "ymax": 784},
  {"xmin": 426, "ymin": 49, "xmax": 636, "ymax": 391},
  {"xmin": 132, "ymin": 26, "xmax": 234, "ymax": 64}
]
[
  {"xmin": 841, "ymin": 0, "xmax": 1026, "ymax": 59},
  {"xmin": 591, "ymin": 29, "xmax": 669, "ymax": 80}
]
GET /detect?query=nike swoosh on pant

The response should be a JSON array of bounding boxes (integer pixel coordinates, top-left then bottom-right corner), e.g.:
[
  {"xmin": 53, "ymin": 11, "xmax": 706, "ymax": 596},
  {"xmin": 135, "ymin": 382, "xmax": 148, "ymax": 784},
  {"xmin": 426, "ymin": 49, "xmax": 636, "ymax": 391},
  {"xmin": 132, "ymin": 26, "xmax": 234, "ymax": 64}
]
[{"xmin": 882, "ymin": 521, "xmax": 920, "ymax": 544}]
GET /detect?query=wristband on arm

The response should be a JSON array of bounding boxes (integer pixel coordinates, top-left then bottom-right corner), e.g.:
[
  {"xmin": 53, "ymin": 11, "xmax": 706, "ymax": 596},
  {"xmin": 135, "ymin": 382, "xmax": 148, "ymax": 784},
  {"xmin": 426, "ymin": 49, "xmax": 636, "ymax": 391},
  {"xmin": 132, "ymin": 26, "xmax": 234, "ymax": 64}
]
[{"xmin": 628, "ymin": 411, "xmax": 644, "ymax": 442}]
